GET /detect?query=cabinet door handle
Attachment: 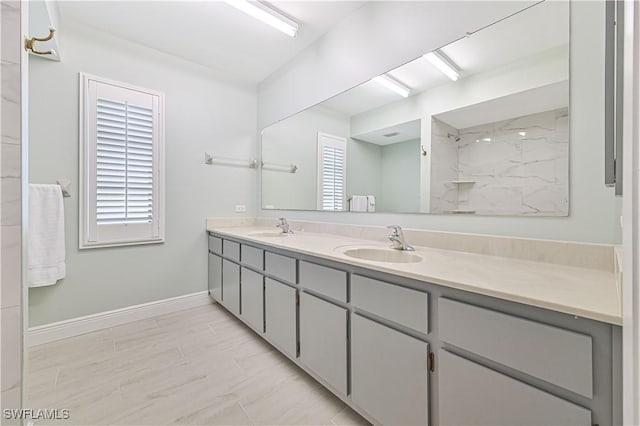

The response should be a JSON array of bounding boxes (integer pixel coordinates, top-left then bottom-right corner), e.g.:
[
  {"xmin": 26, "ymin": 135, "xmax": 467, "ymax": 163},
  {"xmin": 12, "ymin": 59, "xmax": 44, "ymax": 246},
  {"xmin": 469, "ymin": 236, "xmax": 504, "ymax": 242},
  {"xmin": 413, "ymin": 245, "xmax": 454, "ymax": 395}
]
[{"xmin": 428, "ymin": 352, "xmax": 435, "ymax": 372}]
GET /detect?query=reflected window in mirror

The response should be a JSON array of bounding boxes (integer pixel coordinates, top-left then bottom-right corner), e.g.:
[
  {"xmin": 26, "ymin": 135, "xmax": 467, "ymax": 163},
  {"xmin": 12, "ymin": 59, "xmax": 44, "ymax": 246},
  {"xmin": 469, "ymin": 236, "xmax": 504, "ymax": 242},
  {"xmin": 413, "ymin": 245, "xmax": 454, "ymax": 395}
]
[{"xmin": 317, "ymin": 132, "xmax": 347, "ymax": 211}]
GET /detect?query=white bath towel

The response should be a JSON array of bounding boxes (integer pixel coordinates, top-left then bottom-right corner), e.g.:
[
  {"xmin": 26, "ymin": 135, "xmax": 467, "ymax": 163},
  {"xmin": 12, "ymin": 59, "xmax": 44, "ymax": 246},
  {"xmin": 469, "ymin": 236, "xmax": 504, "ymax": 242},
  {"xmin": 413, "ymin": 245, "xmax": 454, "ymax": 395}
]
[
  {"xmin": 28, "ymin": 184, "xmax": 66, "ymax": 287},
  {"xmin": 349, "ymin": 195, "xmax": 368, "ymax": 212}
]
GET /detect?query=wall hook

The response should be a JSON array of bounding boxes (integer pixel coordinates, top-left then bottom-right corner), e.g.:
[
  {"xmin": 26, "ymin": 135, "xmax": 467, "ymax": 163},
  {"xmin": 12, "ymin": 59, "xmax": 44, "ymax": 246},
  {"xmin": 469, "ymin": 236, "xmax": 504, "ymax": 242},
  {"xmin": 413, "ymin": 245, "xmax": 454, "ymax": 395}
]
[
  {"xmin": 25, "ymin": 26, "xmax": 57, "ymax": 56},
  {"xmin": 421, "ymin": 145, "xmax": 427, "ymax": 156},
  {"xmin": 56, "ymin": 179, "xmax": 71, "ymax": 198}
]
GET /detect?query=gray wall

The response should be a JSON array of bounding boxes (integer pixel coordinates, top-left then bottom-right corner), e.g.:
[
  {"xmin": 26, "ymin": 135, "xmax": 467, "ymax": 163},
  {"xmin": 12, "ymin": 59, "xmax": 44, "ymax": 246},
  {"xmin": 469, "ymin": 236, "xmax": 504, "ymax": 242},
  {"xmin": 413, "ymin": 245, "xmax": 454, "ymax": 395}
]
[
  {"xmin": 378, "ymin": 139, "xmax": 420, "ymax": 213},
  {"xmin": 1, "ymin": 0, "xmax": 24, "ymax": 413},
  {"xmin": 257, "ymin": 1, "xmax": 623, "ymax": 244},
  {"xmin": 262, "ymin": 106, "xmax": 349, "ymax": 210},
  {"xmin": 28, "ymin": 23, "xmax": 257, "ymax": 326},
  {"xmin": 346, "ymin": 138, "xmax": 382, "ymax": 200}
]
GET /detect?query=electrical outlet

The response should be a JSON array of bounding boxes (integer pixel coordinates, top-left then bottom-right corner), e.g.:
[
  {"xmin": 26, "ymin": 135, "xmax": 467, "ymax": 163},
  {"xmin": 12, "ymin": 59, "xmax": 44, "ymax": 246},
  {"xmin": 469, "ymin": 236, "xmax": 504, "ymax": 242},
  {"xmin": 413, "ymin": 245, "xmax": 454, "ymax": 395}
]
[{"xmin": 235, "ymin": 205, "xmax": 247, "ymax": 213}]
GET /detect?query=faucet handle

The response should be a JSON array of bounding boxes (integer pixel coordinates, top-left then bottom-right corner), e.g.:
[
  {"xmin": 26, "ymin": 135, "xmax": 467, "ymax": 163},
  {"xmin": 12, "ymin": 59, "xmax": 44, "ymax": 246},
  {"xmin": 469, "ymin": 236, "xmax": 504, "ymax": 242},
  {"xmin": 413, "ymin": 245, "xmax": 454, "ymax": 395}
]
[{"xmin": 387, "ymin": 225, "xmax": 402, "ymax": 235}]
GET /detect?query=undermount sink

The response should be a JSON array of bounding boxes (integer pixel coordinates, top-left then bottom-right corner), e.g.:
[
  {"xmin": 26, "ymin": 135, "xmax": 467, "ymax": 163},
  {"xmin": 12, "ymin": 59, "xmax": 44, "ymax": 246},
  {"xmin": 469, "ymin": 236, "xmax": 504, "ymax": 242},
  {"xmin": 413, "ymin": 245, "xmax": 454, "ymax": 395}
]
[
  {"xmin": 342, "ymin": 248, "xmax": 422, "ymax": 264},
  {"xmin": 248, "ymin": 231, "xmax": 291, "ymax": 238}
]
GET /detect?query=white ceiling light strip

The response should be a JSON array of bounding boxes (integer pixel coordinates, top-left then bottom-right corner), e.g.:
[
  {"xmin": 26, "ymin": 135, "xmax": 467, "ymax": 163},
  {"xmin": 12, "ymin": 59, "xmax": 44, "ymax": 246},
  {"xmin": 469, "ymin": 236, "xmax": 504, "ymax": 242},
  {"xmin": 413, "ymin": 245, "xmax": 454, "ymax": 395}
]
[
  {"xmin": 224, "ymin": 0, "xmax": 298, "ymax": 37},
  {"xmin": 424, "ymin": 50, "xmax": 460, "ymax": 81},
  {"xmin": 372, "ymin": 74, "xmax": 411, "ymax": 98}
]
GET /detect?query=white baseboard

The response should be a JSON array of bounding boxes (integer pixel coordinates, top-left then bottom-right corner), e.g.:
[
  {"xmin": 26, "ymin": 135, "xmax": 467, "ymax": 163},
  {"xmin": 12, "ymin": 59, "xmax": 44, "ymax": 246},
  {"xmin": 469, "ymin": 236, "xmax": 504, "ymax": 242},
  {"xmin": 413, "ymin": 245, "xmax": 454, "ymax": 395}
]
[{"xmin": 28, "ymin": 291, "xmax": 212, "ymax": 347}]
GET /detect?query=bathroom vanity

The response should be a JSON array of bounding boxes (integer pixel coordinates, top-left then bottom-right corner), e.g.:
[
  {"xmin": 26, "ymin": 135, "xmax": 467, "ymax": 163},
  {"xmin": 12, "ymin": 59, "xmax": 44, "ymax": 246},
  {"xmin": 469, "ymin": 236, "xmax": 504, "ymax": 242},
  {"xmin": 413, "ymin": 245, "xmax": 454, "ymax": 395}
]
[{"xmin": 206, "ymin": 225, "xmax": 622, "ymax": 426}]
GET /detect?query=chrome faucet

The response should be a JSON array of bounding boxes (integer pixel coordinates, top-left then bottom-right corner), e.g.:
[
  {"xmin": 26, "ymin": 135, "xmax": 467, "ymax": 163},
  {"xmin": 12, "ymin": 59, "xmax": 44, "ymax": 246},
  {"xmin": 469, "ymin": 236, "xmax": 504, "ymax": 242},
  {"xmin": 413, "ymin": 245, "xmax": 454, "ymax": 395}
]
[
  {"xmin": 276, "ymin": 218, "xmax": 293, "ymax": 234},
  {"xmin": 387, "ymin": 225, "xmax": 414, "ymax": 251}
]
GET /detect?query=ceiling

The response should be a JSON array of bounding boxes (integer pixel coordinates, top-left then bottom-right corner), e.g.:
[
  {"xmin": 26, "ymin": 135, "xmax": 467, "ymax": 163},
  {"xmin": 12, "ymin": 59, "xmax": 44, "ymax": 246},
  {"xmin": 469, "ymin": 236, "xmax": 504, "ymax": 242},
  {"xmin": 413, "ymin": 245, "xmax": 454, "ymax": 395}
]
[
  {"xmin": 434, "ymin": 81, "xmax": 569, "ymax": 130},
  {"xmin": 352, "ymin": 119, "xmax": 421, "ymax": 146},
  {"xmin": 321, "ymin": 0, "xmax": 569, "ymax": 117},
  {"xmin": 56, "ymin": 1, "xmax": 367, "ymax": 85}
]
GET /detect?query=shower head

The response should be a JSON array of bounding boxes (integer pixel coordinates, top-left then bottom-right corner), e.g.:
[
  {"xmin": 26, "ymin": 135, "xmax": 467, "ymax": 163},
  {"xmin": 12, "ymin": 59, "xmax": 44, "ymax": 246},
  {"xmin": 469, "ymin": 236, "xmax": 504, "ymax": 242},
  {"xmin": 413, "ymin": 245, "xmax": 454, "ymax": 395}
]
[{"xmin": 447, "ymin": 133, "xmax": 460, "ymax": 142}]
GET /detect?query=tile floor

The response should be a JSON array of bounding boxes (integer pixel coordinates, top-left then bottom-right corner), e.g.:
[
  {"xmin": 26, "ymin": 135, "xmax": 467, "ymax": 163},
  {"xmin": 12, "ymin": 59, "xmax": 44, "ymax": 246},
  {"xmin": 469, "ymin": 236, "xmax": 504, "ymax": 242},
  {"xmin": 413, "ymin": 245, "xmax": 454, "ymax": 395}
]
[{"xmin": 27, "ymin": 303, "xmax": 369, "ymax": 425}]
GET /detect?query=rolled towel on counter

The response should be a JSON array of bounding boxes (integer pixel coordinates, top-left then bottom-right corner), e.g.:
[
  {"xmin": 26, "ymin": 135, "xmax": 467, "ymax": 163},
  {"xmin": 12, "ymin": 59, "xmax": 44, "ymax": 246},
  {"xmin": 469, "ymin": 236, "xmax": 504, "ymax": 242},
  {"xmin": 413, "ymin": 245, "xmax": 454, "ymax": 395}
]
[
  {"xmin": 349, "ymin": 195, "xmax": 368, "ymax": 212},
  {"xmin": 28, "ymin": 184, "xmax": 66, "ymax": 287}
]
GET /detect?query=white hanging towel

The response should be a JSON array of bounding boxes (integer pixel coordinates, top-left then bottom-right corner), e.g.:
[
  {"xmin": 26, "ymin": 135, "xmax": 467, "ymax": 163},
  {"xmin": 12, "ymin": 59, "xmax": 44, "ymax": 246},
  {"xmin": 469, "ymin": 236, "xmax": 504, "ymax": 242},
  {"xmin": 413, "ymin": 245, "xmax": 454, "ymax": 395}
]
[
  {"xmin": 349, "ymin": 195, "xmax": 368, "ymax": 212},
  {"xmin": 28, "ymin": 184, "xmax": 66, "ymax": 287}
]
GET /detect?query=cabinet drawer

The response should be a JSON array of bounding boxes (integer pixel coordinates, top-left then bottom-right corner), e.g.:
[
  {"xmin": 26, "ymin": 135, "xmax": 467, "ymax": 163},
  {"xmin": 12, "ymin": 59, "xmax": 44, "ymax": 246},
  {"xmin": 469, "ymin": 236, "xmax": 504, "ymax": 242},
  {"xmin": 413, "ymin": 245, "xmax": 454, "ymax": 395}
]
[
  {"xmin": 208, "ymin": 235, "xmax": 222, "ymax": 254},
  {"xmin": 438, "ymin": 350, "xmax": 591, "ymax": 426},
  {"xmin": 351, "ymin": 275, "xmax": 429, "ymax": 334},
  {"xmin": 438, "ymin": 298, "xmax": 593, "ymax": 398},
  {"xmin": 241, "ymin": 245, "xmax": 264, "ymax": 270},
  {"xmin": 299, "ymin": 261, "xmax": 347, "ymax": 302},
  {"xmin": 265, "ymin": 252, "xmax": 296, "ymax": 284},
  {"xmin": 300, "ymin": 293, "xmax": 347, "ymax": 395},
  {"xmin": 223, "ymin": 240, "xmax": 240, "ymax": 261}
]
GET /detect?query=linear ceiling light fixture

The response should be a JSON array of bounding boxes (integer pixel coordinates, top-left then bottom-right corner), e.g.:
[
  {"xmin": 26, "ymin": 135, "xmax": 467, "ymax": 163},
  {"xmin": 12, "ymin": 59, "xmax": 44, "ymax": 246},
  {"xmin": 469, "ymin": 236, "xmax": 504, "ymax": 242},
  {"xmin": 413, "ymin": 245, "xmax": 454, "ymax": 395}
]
[
  {"xmin": 372, "ymin": 74, "xmax": 411, "ymax": 98},
  {"xmin": 224, "ymin": 0, "xmax": 298, "ymax": 37},
  {"xmin": 424, "ymin": 50, "xmax": 460, "ymax": 81}
]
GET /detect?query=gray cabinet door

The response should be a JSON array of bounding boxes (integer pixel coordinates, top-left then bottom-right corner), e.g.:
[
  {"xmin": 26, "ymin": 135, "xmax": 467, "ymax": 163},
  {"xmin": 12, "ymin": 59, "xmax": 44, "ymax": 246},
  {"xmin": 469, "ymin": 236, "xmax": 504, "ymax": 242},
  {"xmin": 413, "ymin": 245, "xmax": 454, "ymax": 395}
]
[
  {"xmin": 241, "ymin": 267, "xmax": 264, "ymax": 332},
  {"xmin": 438, "ymin": 350, "xmax": 592, "ymax": 426},
  {"xmin": 222, "ymin": 259, "xmax": 240, "ymax": 315},
  {"xmin": 351, "ymin": 314, "xmax": 429, "ymax": 426},
  {"xmin": 299, "ymin": 292, "xmax": 347, "ymax": 395},
  {"xmin": 208, "ymin": 253, "xmax": 222, "ymax": 302},
  {"xmin": 265, "ymin": 278, "xmax": 297, "ymax": 357}
]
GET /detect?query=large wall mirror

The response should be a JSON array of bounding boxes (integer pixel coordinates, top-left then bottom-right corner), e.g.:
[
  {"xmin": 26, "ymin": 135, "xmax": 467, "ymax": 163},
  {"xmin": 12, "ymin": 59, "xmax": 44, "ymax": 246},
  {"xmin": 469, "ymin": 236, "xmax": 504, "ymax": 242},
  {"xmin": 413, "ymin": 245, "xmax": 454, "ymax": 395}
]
[{"xmin": 261, "ymin": 1, "xmax": 569, "ymax": 216}]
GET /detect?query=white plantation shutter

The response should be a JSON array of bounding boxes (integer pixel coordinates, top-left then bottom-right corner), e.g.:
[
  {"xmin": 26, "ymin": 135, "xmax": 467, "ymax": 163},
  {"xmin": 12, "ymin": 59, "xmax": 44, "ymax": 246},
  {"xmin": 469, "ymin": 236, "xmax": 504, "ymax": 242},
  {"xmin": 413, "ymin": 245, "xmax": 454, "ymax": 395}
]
[
  {"xmin": 96, "ymin": 100, "xmax": 154, "ymax": 224},
  {"xmin": 81, "ymin": 74, "xmax": 165, "ymax": 248},
  {"xmin": 317, "ymin": 132, "xmax": 347, "ymax": 211}
]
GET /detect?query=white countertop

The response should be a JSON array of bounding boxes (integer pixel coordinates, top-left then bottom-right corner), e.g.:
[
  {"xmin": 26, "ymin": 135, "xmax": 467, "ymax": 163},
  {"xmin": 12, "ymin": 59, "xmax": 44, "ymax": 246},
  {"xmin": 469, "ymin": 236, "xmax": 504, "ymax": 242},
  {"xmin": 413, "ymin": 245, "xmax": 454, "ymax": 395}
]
[{"xmin": 207, "ymin": 225, "xmax": 622, "ymax": 326}]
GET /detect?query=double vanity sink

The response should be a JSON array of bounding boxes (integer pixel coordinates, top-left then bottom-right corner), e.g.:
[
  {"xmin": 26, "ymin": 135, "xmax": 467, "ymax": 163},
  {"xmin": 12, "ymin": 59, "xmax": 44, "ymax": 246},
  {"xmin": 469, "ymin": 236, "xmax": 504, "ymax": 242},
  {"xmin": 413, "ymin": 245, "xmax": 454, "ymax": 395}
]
[{"xmin": 207, "ymin": 221, "xmax": 622, "ymax": 425}]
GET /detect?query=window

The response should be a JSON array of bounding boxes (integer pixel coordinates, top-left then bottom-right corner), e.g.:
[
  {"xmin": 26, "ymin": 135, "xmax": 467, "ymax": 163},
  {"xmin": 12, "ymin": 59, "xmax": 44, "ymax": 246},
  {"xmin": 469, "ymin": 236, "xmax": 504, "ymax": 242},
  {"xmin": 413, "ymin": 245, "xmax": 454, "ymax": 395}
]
[
  {"xmin": 317, "ymin": 132, "xmax": 347, "ymax": 211},
  {"xmin": 80, "ymin": 73, "xmax": 165, "ymax": 248}
]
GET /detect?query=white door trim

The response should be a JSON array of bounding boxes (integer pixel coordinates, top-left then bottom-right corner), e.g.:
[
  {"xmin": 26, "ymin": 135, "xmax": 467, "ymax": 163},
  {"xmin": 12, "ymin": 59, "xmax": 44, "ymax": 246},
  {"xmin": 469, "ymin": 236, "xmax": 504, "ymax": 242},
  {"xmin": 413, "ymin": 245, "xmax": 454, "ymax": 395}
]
[{"xmin": 622, "ymin": 1, "xmax": 640, "ymax": 424}]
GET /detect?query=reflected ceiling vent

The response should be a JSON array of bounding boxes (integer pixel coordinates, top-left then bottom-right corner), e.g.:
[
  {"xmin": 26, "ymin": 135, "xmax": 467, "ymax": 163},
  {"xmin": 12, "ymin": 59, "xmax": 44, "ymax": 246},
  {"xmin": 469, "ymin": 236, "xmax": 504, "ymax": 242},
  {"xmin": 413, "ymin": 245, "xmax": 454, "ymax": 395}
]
[{"xmin": 384, "ymin": 132, "xmax": 400, "ymax": 138}]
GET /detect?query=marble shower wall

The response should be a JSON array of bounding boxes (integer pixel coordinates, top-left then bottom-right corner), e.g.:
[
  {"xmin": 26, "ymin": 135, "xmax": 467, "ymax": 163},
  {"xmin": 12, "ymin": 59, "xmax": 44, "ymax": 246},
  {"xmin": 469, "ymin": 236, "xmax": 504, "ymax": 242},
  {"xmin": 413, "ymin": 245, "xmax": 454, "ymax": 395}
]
[
  {"xmin": 430, "ymin": 108, "xmax": 569, "ymax": 216},
  {"xmin": 430, "ymin": 117, "xmax": 459, "ymax": 213},
  {"xmin": 1, "ymin": 0, "xmax": 24, "ymax": 416}
]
